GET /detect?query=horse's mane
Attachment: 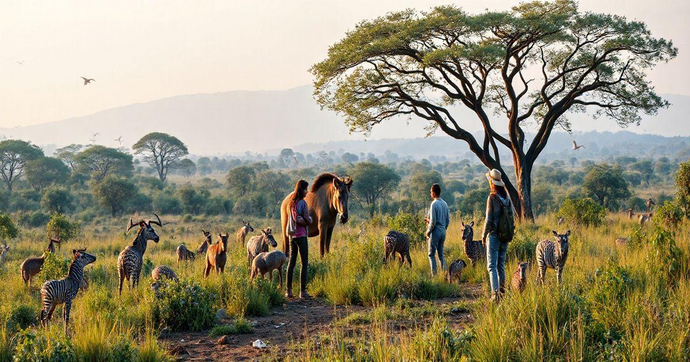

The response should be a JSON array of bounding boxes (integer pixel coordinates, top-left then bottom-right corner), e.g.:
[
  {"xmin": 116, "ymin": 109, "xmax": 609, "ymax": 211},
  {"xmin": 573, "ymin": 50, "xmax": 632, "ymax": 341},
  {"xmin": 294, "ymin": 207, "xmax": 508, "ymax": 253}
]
[{"xmin": 311, "ymin": 173, "xmax": 338, "ymax": 192}]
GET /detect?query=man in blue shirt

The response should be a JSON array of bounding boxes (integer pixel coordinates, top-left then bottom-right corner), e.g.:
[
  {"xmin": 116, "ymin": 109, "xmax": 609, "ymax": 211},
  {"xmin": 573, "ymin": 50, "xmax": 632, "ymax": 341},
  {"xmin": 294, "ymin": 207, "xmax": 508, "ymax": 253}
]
[{"xmin": 425, "ymin": 183, "xmax": 450, "ymax": 277}]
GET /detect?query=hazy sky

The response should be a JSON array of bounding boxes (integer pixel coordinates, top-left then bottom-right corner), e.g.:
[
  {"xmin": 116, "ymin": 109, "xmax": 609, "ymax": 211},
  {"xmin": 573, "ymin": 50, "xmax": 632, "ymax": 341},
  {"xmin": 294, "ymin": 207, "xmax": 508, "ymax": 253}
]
[{"xmin": 1, "ymin": 0, "xmax": 689, "ymax": 130}]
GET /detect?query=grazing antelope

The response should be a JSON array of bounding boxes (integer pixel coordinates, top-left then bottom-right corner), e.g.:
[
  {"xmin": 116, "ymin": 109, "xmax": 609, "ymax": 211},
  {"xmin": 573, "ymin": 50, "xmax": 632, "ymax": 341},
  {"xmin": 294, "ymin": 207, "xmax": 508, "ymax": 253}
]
[
  {"xmin": 0, "ymin": 244, "xmax": 9, "ymax": 265},
  {"xmin": 20, "ymin": 235, "xmax": 62, "ymax": 288},
  {"xmin": 117, "ymin": 215, "xmax": 163, "ymax": 295},
  {"xmin": 250, "ymin": 250, "xmax": 287, "ymax": 288},
  {"xmin": 461, "ymin": 221, "xmax": 485, "ymax": 267},
  {"xmin": 236, "ymin": 220, "xmax": 254, "ymax": 244},
  {"xmin": 246, "ymin": 228, "xmax": 278, "ymax": 265},
  {"xmin": 196, "ymin": 230, "xmax": 212, "ymax": 254},
  {"xmin": 204, "ymin": 233, "xmax": 230, "ymax": 277},
  {"xmin": 639, "ymin": 213, "xmax": 652, "ymax": 226},
  {"xmin": 40, "ymin": 248, "xmax": 96, "ymax": 334},
  {"xmin": 536, "ymin": 230, "xmax": 571, "ymax": 285},
  {"xmin": 176, "ymin": 244, "xmax": 195, "ymax": 264}
]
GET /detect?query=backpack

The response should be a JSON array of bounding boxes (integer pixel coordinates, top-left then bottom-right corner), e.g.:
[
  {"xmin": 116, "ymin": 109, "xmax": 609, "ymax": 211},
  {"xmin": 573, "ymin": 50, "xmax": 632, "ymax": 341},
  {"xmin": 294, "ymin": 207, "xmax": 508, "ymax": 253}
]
[
  {"xmin": 286, "ymin": 203, "xmax": 299, "ymax": 237},
  {"xmin": 494, "ymin": 195, "xmax": 515, "ymax": 243}
]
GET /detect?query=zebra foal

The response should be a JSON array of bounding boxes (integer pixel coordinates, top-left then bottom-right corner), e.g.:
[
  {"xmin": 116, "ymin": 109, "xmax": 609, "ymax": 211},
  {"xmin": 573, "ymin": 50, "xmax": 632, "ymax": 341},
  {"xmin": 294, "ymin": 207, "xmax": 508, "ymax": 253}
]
[
  {"xmin": 536, "ymin": 230, "xmax": 571, "ymax": 285},
  {"xmin": 40, "ymin": 248, "xmax": 96, "ymax": 334}
]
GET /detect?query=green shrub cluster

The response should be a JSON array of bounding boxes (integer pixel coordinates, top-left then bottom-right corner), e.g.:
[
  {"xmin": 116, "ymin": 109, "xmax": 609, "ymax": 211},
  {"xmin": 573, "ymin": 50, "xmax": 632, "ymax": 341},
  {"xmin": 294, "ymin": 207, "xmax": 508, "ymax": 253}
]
[
  {"xmin": 558, "ymin": 197, "xmax": 606, "ymax": 226},
  {"xmin": 151, "ymin": 279, "xmax": 216, "ymax": 332}
]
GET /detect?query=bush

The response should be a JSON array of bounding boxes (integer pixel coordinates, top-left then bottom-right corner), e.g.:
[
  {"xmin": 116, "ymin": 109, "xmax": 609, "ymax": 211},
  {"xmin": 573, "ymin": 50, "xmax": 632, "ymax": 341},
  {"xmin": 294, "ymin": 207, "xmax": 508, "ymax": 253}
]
[
  {"xmin": 652, "ymin": 200, "xmax": 684, "ymax": 229},
  {"xmin": 208, "ymin": 319, "xmax": 253, "ymax": 337},
  {"xmin": 46, "ymin": 213, "xmax": 80, "ymax": 243},
  {"xmin": 558, "ymin": 197, "xmax": 606, "ymax": 226},
  {"xmin": 388, "ymin": 213, "xmax": 426, "ymax": 245},
  {"xmin": 5, "ymin": 305, "xmax": 37, "ymax": 334},
  {"xmin": 13, "ymin": 329, "xmax": 76, "ymax": 362},
  {"xmin": 27, "ymin": 211, "xmax": 50, "ymax": 228},
  {"xmin": 153, "ymin": 193, "xmax": 183, "ymax": 215},
  {"xmin": 151, "ymin": 279, "xmax": 216, "ymax": 332},
  {"xmin": 37, "ymin": 252, "xmax": 71, "ymax": 283}
]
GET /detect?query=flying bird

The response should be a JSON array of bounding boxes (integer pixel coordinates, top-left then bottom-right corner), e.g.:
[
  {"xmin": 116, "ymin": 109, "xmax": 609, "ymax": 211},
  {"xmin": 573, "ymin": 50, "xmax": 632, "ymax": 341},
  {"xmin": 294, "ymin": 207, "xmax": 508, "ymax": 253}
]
[
  {"xmin": 115, "ymin": 136, "xmax": 123, "ymax": 146},
  {"xmin": 16, "ymin": 61, "xmax": 24, "ymax": 65},
  {"xmin": 91, "ymin": 132, "xmax": 99, "ymax": 138},
  {"xmin": 81, "ymin": 77, "xmax": 95, "ymax": 85},
  {"xmin": 572, "ymin": 140, "xmax": 585, "ymax": 150}
]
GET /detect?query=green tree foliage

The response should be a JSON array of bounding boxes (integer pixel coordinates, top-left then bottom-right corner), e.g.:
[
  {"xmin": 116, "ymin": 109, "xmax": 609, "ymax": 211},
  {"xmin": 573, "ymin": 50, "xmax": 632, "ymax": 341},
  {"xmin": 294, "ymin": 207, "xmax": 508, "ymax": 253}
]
[
  {"xmin": 350, "ymin": 162, "xmax": 400, "ymax": 217},
  {"xmin": 92, "ymin": 176, "xmax": 136, "ymax": 216},
  {"xmin": 0, "ymin": 139, "xmax": 44, "ymax": 192},
  {"xmin": 311, "ymin": 0, "xmax": 676, "ymax": 220},
  {"xmin": 341, "ymin": 152, "xmax": 359, "ymax": 163},
  {"xmin": 0, "ymin": 213, "xmax": 18, "ymax": 241},
  {"xmin": 76, "ymin": 146, "xmax": 133, "ymax": 182},
  {"xmin": 279, "ymin": 148, "xmax": 295, "ymax": 167},
  {"xmin": 558, "ymin": 197, "xmax": 606, "ymax": 226},
  {"xmin": 54, "ymin": 144, "xmax": 83, "ymax": 171},
  {"xmin": 133, "ymin": 132, "xmax": 189, "ymax": 182},
  {"xmin": 582, "ymin": 164, "xmax": 631, "ymax": 210},
  {"xmin": 46, "ymin": 213, "xmax": 80, "ymax": 242},
  {"xmin": 226, "ymin": 166, "xmax": 255, "ymax": 197},
  {"xmin": 177, "ymin": 184, "xmax": 210, "ymax": 214},
  {"xmin": 24, "ymin": 157, "xmax": 70, "ymax": 191},
  {"xmin": 409, "ymin": 171, "xmax": 443, "ymax": 210},
  {"xmin": 40, "ymin": 187, "xmax": 74, "ymax": 214},
  {"xmin": 674, "ymin": 160, "xmax": 690, "ymax": 214},
  {"xmin": 171, "ymin": 158, "xmax": 196, "ymax": 178},
  {"xmin": 457, "ymin": 188, "xmax": 487, "ymax": 217},
  {"xmin": 255, "ymin": 170, "xmax": 291, "ymax": 207}
]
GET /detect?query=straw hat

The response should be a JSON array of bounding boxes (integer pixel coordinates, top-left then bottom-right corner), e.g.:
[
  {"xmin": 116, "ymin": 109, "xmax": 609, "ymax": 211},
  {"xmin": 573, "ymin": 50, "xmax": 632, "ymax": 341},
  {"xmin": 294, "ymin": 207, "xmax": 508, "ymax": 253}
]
[{"xmin": 486, "ymin": 169, "xmax": 505, "ymax": 187}]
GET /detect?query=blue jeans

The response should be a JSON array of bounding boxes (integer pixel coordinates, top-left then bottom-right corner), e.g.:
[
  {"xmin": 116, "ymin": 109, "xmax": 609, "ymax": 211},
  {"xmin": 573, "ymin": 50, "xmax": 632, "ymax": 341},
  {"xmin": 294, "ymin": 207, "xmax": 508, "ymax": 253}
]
[
  {"xmin": 486, "ymin": 233, "xmax": 508, "ymax": 294},
  {"xmin": 428, "ymin": 229, "xmax": 446, "ymax": 276}
]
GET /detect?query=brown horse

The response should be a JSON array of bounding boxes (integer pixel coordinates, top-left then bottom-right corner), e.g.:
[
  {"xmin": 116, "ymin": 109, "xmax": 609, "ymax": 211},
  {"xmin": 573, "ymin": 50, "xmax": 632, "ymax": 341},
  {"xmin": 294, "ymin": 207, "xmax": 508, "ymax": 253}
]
[{"xmin": 280, "ymin": 173, "xmax": 353, "ymax": 257}]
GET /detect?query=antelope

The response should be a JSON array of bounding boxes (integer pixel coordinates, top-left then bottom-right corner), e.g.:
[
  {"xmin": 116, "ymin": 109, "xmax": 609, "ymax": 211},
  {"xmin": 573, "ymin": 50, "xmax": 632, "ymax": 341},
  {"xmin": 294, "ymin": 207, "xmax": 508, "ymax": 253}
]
[
  {"xmin": 628, "ymin": 209, "xmax": 635, "ymax": 220},
  {"xmin": 117, "ymin": 215, "xmax": 162, "ymax": 295},
  {"xmin": 0, "ymin": 244, "xmax": 9, "ymax": 265},
  {"xmin": 40, "ymin": 248, "xmax": 96, "ymax": 334},
  {"xmin": 20, "ymin": 235, "xmax": 62, "ymax": 288},
  {"xmin": 236, "ymin": 220, "xmax": 254, "ymax": 244},
  {"xmin": 246, "ymin": 228, "xmax": 278, "ymax": 265},
  {"xmin": 196, "ymin": 230, "xmax": 212, "ymax": 254},
  {"xmin": 204, "ymin": 233, "xmax": 229, "ymax": 277},
  {"xmin": 646, "ymin": 198, "xmax": 656, "ymax": 213},
  {"xmin": 176, "ymin": 244, "xmax": 195, "ymax": 264}
]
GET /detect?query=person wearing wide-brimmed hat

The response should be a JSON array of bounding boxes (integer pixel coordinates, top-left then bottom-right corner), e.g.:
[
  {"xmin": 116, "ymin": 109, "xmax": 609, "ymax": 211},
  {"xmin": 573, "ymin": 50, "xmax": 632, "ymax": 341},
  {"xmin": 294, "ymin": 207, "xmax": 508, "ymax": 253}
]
[{"xmin": 482, "ymin": 169, "xmax": 513, "ymax": 302}]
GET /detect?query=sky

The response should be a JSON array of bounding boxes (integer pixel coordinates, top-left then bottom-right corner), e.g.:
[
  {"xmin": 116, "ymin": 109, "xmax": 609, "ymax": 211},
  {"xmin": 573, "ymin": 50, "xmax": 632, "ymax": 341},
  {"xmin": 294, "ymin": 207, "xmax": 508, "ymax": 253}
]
[{"xmin": 1, "ymin": 0, "xmax": 689, "ymax": 134}]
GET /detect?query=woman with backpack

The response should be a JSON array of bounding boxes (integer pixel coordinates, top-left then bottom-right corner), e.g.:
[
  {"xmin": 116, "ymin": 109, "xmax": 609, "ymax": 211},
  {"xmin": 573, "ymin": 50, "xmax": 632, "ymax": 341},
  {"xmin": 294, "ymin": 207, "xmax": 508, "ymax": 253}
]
[
  {"xmin": 285, "ymin": 179, "xmax": 313, "ymax": 299},
  {"xmin": 481, "ymin": 169, "xmax": 514, "ymax": 302}
]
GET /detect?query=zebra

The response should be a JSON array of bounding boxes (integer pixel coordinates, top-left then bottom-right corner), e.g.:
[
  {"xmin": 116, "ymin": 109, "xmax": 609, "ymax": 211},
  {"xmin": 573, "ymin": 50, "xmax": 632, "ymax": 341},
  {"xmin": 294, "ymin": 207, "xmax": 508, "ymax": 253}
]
[
  {"xmin": 536, "ymin": 230, "xmax": 571, "ymax": 285},
  {"xmin": 117, "ymin": 214, "xmax": 163, "ymax": 295},
  {"xmin": 383, "ymin": 230, "xmax": 412, "ymax": 267},
  {"xmin": 40, "ymin": 248, "xmax": 96, "ymax": 334},
  {"xmin": 196, "ymin": 230, "xmax": 212, "ymax": 254},
  {"xmin": 236, "ymin": 220, "xmax": 254, "ymax": 244},
  {"xmin": 461, "ymin": 221, "xmax": 485, "ymax": 267}
]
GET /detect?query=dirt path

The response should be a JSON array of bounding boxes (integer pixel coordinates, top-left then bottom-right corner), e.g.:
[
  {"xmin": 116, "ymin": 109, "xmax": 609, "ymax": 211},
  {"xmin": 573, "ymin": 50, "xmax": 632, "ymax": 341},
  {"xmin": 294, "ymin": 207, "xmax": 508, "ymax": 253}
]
[{"xmin": 162, "ymin": 284, "xmax": 483, "ymax": 361}]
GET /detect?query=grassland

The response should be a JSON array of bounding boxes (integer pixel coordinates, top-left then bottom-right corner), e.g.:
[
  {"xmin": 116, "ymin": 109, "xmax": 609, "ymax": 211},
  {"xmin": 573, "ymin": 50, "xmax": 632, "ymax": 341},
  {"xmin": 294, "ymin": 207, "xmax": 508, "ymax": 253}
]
[{"xmin": 1, "ymin": 210, "xmax": 689, "ymax": 360}]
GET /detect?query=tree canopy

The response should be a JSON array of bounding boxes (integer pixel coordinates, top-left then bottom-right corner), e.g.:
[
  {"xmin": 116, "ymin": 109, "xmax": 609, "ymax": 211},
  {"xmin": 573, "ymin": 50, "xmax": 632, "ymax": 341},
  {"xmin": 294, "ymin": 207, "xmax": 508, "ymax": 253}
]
[
  {"xmin": 349, "ymin": 162, "xmax": 401, "ymax": 217},
  {"xmin": 133, "ymin": 132, "xmax": 188, "ymax": 182},
  {"xmin": 25, "ymin": 157, "xmax": 70, "ymax": 191},
  {"xmin": 582, "ymin": 164, "xmax": 631, "ymax": 210},
  {"xmin": 92, "ymin": 176, "xmax": 136, "ymax": 216},
  {"xmin": 76, "ymin": 146, "xmax": 133, "ymax": 182},
  {"xmin": 0, "ymin": 140, "xmax": 44, "ymax": 192},
  {"xmin": 311, "ymin": 0, "xmax": 676, "ymax": 220}
]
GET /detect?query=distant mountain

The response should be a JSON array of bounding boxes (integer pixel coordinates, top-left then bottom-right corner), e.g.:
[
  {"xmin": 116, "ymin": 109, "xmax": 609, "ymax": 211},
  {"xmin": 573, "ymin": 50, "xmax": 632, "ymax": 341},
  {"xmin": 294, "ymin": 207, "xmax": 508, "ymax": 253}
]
[{"xmin": 0, "ymin": 86, "xmax": 688, "ymax": 156}]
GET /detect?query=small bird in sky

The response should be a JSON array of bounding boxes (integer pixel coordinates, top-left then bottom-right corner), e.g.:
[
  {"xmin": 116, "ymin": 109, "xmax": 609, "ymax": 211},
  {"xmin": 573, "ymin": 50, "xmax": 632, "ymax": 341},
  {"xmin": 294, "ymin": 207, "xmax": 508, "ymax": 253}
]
[
  {"xmin": 81, "ymin": 77, "xmax": 95, "ymax": 85},
  {"xmin": 572, "ymin": 140, "xmax": 585, "ymax": 150},
  {"xmin": 16, "ymin": 60, "xmax": 24, "ymax": 65},
  {"xmin": 91, "ymin": 132, "xmax": 99, "ymax": 138},
  {"xmin": 115, "ymin": 136, "xmax": 123, "ymax": 146}
]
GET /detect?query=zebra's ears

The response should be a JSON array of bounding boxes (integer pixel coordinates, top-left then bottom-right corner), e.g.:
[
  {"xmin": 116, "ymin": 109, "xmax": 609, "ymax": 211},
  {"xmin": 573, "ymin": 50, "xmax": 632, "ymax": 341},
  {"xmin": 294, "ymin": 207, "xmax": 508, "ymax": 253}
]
[
  {"xmin": 470, "ymin": 221, "xmax": 475, "ymax": 227},
  {"xmin": 566, "ymin": 230, "xmax": 571, "ymax": 236},
  {"xmin": 461, "ymin": 222, "xmax": 465, "ymax": 227},
  {"xmin": 552, "ymin": 230, "xmax": 558, "ymax": 237}
]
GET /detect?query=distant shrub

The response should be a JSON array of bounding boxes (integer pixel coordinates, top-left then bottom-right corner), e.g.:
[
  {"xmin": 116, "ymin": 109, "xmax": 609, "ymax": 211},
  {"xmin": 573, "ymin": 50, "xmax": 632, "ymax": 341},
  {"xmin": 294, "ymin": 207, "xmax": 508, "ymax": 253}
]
[
  {"xmin": 153, "ymin": 193, "xmax": 182, "ymax": 215},
  {"xmin": 558, "ymin": 197, "xmax": 606, "ymax": 226},
  {"xmin": 388, "ymin": 213, "xmax": 426, "ymax": 245},
  {"xmin": 151, "ymin": 279, "xmax": 216, "ymax": 332},
  {"xmin": 27, "ymin": 211, "xmax": 50, "ymax": 228},
  {"xmin": 652, "ymin": 200, "xmax": 684, "ymax": 229},
  {"xmin": 46, "ymin": 213, "xmax": 80, "ymax": 243},
  {"xmin": 0, "ymin": 213, "xmax": 18, "ymax": 240}
]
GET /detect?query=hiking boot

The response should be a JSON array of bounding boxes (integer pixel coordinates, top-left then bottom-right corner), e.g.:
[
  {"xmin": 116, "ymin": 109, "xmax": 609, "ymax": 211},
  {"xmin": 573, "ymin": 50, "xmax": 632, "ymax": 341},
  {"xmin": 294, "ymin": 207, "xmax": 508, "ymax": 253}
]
[
  {"xmin": 285, "ymin": 289, "xmax": 294, "ymax": 299},
  {"xmin": 299, "ymin": 290, "xmax": 311, "ymax": 299}
]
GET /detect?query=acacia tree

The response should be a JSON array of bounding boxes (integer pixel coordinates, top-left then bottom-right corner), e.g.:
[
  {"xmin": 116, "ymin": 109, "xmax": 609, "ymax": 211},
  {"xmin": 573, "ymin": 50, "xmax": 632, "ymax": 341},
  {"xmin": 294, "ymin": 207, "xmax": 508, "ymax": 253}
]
[
  {"xmin": 350, "ymin": 162, "xmax": 401, "ymax": 217},
  {"xmin": 133, "ymin": 132, "xmax": 188, "ymax": 182},
  {"xmin": 75, "ymin": 145, "xmax": 133, "ymax": 182},
  {"xmin": 311, "ymin": 0, "xmax": 676, "ymax": 220},
  {"xmin": 0, "ymin": 140, "xmax": 44, "ymax": 192}
]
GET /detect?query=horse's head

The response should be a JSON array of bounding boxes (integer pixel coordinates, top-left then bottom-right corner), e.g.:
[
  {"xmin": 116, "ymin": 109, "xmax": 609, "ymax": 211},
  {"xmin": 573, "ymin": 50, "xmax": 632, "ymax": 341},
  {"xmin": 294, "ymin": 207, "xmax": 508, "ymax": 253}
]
[{"xmin": 333, "ymin": 176, "xmax": 353, "ymax": 224}]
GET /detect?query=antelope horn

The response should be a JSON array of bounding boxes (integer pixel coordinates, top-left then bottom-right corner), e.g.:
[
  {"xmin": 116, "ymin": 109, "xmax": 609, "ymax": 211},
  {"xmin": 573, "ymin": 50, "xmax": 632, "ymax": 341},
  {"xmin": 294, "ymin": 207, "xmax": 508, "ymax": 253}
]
[
  {"xmin": 126, "ymin": 218, "xmax": 138, "ymax": 233},
  {"xmin": 149, "ymin": 213, "xmax": 163, "ymax": 227}
]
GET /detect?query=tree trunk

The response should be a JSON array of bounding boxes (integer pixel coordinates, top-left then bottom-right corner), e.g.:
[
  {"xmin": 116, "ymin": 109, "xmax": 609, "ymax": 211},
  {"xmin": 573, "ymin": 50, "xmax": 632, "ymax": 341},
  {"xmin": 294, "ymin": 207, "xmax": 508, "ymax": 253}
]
[{"xmin": 516, "ymin": 165, "xmax": 534, "ymax": 221}]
